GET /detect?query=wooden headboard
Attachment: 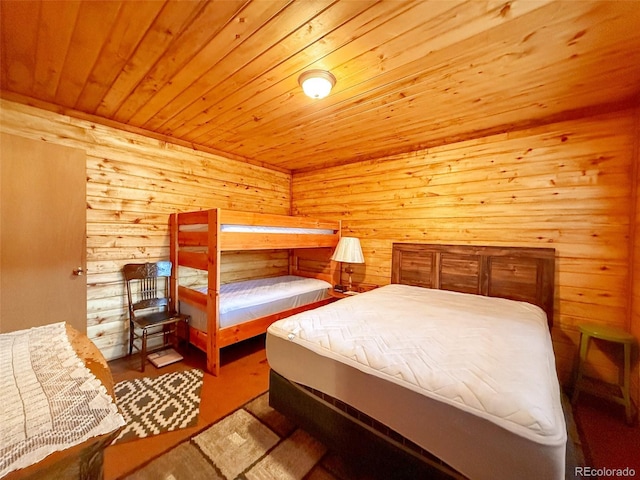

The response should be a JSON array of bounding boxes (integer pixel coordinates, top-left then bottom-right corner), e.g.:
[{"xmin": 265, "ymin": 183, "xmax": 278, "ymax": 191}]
[{"xmin": 391, "ymin": 243, "xmax": 556, "ymax": 327}]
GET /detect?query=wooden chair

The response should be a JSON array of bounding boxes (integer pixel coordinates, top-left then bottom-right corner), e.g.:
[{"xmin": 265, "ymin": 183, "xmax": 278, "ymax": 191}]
[{"xmin": 123, "ymin": 261, "xmax": 190, "ymax": 372}]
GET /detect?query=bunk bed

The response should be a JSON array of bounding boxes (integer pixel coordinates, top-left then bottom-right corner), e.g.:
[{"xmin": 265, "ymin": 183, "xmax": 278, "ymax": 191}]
[
  {"xmin": 267, "ymin": 243, "xmax": 563, "ymax": 480},
  {"xmin": 169, "ymin": 208, "xmax": 341, "ymax": 375}
]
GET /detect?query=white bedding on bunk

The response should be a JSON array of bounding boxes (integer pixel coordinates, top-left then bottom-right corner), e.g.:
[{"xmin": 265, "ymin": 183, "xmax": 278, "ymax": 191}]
[
  {"xmin": 266, "ymin": 284, "xmax": 567, "ymax": 480},
  {"xmin": 179, "ymin": 224, "xmax": 334, "ymax": 234},
  {"xmin": 221, "ymin": 224, "xmax": 335, "ymax": 234},
  {"xmin": 181, "ymin": 275, "xmax": 331, "ymax": 331}
]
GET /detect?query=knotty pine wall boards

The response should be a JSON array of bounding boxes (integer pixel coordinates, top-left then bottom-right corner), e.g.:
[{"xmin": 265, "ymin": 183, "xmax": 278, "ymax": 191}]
[
  {"xmin": 1, "ymin": 97, "xmax": 639, "ymax": 405},
  {"xmin": 293, "ymin": 107, "xmax": 639, "ymax": 401},
  {"xmin": 0, "ymin": 99, "xmax": 290, "ymax": 360}
]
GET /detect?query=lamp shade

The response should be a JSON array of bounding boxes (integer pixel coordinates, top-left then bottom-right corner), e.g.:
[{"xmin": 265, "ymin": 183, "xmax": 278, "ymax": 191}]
[
  {"xmin": 298, "ymin": 70, "xmax": 336, "ymax": 99},
  {"xmin": 331, "ymin": 237, "xmax": 364, "ymax": 264}
]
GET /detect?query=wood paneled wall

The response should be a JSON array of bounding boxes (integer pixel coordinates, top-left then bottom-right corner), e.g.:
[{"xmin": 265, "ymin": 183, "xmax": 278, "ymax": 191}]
[
  {"xmin": 293, "ymin": 109, "xmax": 637, "ymax": 388},
  {"xmin": 2, "ymin": 97, "xmax": 638, "ymax": 398},
  {"xmin": 0, "ymin": 99, "xmax": 290, "ymax": 360}
]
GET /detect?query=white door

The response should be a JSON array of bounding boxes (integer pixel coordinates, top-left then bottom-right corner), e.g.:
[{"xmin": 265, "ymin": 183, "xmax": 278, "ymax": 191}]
[{"xmin": 0, "ymin": 133, "xmax": 87, "ymax": 333}]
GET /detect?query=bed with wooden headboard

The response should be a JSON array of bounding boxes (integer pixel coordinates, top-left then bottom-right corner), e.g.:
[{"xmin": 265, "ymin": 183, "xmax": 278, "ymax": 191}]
[
  {"xmin": 391, "ymin": 243, "xmax": 555, "ymax": 325},
  {"xmin": 266, "ymin": 243, "xmax": 564, "ymax": 480}
]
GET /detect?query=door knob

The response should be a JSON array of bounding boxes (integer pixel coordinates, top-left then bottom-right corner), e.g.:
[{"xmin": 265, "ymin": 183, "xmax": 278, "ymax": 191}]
[{"xmin": 73, "ymin": 267, "xmax": 85, "ymax": 276}]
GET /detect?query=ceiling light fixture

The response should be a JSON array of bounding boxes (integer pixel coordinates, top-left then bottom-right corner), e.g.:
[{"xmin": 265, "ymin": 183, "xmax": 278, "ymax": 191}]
[{"xmin": 298, "ymin": 69, "xmax": 336, "ymax": 99}]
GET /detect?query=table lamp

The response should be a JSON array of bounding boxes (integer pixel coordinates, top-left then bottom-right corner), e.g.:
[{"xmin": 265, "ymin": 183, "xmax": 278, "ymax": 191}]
[{"xmin": 331, "ymin": 237, "xmax": 364, "ymax": 291}]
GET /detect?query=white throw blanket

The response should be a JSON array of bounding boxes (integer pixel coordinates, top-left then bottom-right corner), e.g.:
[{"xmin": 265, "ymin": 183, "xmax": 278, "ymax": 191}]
[{"xmin": 0, "ymin": 322, "xmax": 125, "ymax": 477}]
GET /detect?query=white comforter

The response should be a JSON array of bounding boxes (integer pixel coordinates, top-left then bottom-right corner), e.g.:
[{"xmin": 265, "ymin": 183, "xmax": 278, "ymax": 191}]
[{"xmin": 216, "ymin": 275, "xmax": 331, "ymax": 314}]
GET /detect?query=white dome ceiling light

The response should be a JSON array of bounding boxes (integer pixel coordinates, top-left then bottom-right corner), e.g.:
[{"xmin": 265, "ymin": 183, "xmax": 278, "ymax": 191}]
[{"xmin": 298, "ymin": 70, "xmax": 336, "ymax": 99}]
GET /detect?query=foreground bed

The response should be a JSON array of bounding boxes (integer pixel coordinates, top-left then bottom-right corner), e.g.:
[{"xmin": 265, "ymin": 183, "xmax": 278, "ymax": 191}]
[
  {"xmin": 170, "ymin": 208, "xmax": 340, "ymax": 375},
  {"xmin": 266, "ymin": 243, "xmax": 563, "ymax": 480}
]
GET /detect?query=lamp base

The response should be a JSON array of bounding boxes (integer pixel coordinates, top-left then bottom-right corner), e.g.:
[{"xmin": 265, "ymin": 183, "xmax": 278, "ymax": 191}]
[{"xmin": 345, "ymin": 265, "xmax": 354, "ymax": 291}]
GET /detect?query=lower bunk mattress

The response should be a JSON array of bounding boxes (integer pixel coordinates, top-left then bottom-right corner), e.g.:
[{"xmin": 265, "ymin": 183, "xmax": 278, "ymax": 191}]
[
  {"xmin": 266, "ymin": 284, "xmax": 567, "ymax": 480},
  {"xmin": 181, "ymin": 275, "xmax": 331, "ymax": 331}
]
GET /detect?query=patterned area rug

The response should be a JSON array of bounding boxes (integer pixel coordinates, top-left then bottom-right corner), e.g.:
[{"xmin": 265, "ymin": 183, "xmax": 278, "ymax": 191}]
[
  {"xmin": 123, "ymin": 392, "xmax": 362, "ymax": 480},
  {"xmin": 113, "ymin": 369, "xmax": 204, "ymax": 444},
  {"xmin": 123, "ymin": 392, "xmax": 586, "ymax": 480}
]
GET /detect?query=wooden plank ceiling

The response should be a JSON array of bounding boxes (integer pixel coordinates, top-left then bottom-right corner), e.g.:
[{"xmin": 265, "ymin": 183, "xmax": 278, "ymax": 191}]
[{"xmin": 1, "ymin": 0, "xmax": 639, "ymax": 173}]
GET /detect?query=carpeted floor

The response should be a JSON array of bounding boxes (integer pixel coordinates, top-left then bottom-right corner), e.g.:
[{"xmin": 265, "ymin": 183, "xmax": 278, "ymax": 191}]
[
  {"xmin": 113, "ymin": 369, "xmax": 204, "ymax": 444},
  {"xmin": 122, "ymin": 391, "xmax": 586, "ymax": 480},
  {"xmin": 123, "ymin": 393, "xmax": 324, "ymax": 479},
  {"xmin": 122, "ymin": 392, "xmax": 376, "ymax": 480}
]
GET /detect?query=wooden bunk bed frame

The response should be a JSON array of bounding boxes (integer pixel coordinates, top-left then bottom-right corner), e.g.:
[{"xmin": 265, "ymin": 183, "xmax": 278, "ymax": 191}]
[{"xmin": 169, "ymin": 208, "xmax": 341, "ymax": 375}]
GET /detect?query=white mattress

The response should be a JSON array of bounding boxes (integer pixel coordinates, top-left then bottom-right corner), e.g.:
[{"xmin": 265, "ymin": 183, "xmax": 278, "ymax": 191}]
[
  {"xmin": 221, "ymin": 224, "xmax": 335, "ymax": 234},
  {"xmin": 181, "ymin": 275, "xmax": 331, "ymax": 331},
  {"xmin": 266, "ymin": 284, "xmax": 567, "ymax": 480},
  {"xmin": 180, "ymin": 224, "xmax": 334, "ymax": 234}
]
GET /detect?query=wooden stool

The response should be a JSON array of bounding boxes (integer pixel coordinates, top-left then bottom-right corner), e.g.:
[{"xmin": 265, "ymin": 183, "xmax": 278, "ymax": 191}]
[{"xmin": 571, "ymin": 323, "xmax": 636, "ymax": 425}]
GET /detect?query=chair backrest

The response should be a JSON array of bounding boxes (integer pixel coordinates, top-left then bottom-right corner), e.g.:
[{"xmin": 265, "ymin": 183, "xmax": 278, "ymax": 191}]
[{"xmin": 123, "ymin": 261, "xmax": 174, "ymax": 319}]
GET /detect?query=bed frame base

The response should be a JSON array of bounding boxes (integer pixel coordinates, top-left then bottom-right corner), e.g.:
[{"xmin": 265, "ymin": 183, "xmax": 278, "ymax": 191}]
[{"xmin": 269, "ymin": 370, "xmax": 465, "ymax": 480}]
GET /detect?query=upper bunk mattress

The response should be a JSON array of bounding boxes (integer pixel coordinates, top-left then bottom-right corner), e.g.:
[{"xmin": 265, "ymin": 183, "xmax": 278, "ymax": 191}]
[
  {"xmin": 266, "ymin": 284, "xmax": 567, "ymax": 480},
  {"xmin": 183, "ymin": 275, "xmax": 331, "ymax": 331},
  {"xmin": 179, "ymin": 224, "xmax": 335, "ymax": 234}
]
